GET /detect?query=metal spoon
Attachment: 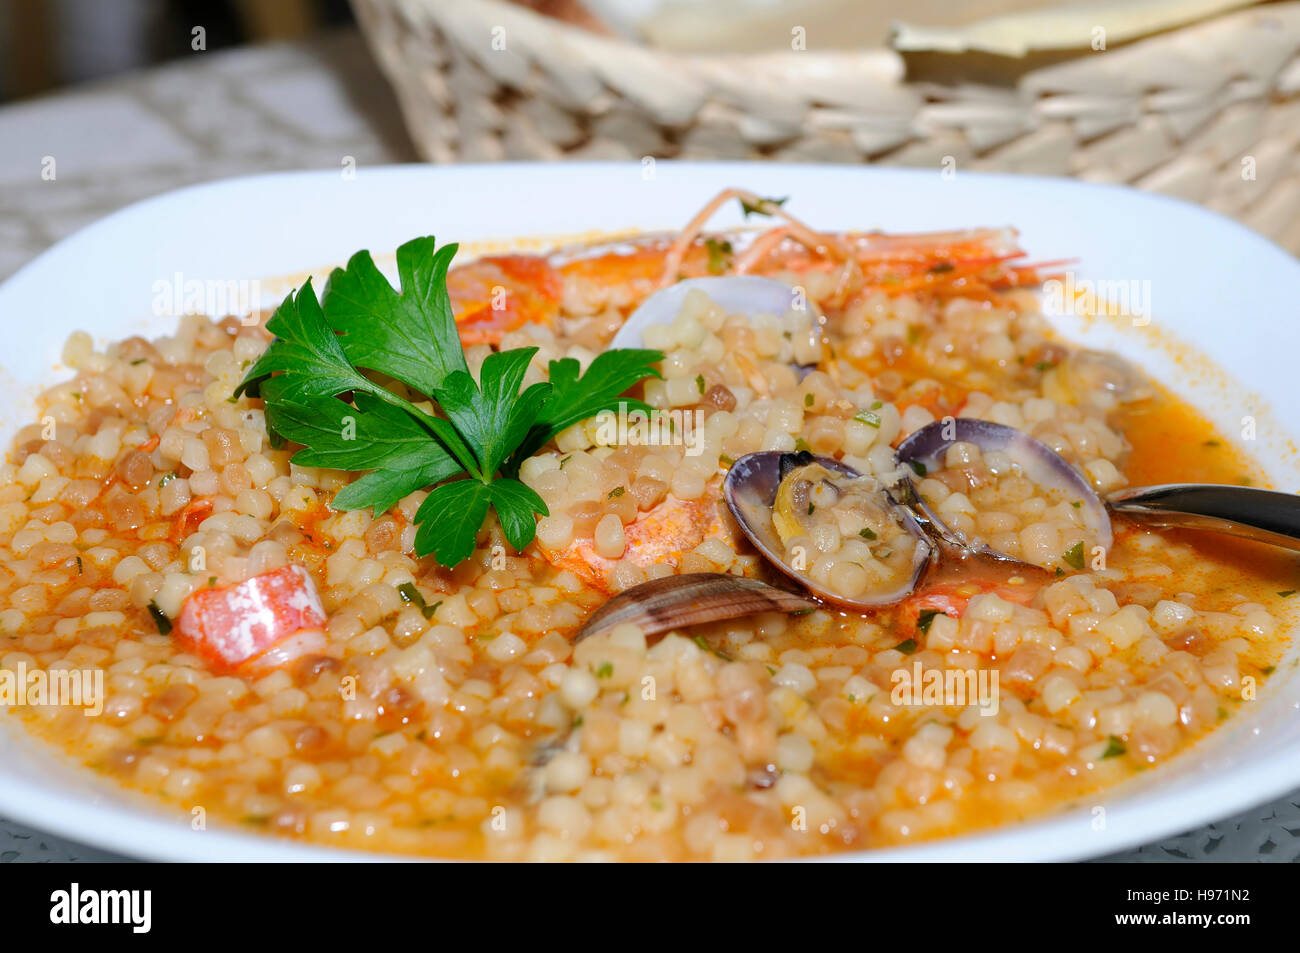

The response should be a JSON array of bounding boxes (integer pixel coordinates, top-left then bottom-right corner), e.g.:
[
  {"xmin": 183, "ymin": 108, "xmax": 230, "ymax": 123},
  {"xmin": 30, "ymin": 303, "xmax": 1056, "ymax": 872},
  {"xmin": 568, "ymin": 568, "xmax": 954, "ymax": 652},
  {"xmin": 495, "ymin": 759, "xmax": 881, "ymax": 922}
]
[{"xmin": 1107, "ymin": 483, "xmax": 1300, "ymax": 551}]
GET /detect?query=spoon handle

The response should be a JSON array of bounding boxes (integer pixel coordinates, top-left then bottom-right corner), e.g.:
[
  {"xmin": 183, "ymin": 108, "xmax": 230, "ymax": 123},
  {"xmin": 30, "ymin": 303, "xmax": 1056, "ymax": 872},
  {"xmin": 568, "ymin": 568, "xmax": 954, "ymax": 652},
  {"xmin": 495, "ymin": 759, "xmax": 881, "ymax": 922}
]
[{"xmin": 1107, "ymin": 484, "xmax": 1300, "ymax": 552}]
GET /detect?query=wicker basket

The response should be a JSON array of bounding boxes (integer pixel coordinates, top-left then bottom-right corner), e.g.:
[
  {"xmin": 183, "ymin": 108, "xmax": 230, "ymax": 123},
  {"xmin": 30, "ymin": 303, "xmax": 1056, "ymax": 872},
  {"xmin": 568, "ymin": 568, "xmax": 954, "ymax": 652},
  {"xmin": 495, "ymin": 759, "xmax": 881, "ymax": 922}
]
[{"xmin": 350, "ymin": 0, "xmax": 1300, "ymax": 253}]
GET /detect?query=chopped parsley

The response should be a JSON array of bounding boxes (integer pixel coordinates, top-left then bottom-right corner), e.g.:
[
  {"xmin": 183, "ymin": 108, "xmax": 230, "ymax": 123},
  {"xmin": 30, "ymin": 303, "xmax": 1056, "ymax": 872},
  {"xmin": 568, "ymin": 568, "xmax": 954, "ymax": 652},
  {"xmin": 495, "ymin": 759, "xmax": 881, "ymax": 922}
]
[
  {"xmin": 908, "ymin": 460, "xmax": 927, "ymax": 477},
  {"xmin": 916, "ymin": 609, "xmax": 941, "ymax": 634},
  {"xmin": 894, "ymin": 638, "xmax": 918, "ymax": 654},
  {"xmin": 704, "ymin": 237, "xmax": 733, "ymax": 274},
  {"xmin": 1101, "ymin": 736, "xmax": 1126, "ymax": 759},
  {"xmin": 859, "ymin": 527, "xmax": 878, "ymax": 541},
  {"xmin": 692, "ymin": 635, "xmax": 733, "ymax": 661},
  {"xmin": 1062, "ymin": 541, "xmax": 1085, "ymax": 570},
  {"xmin": 854, "ymin": 410, "xmax": 882, "ymax": 428},
  {"xmin": 738, "ymin": 194, "xmax": 788, "ymax": 218},
  {"xmin": 146, "ymin": 600, "xmax": 172, "ymax": 635},
  {"xmin": 695, "ymin": 374, "xmax": 706, "ymax": 394},
  {"xmin": 397, "ymin": 582, "xmax": 439, "ymax": 619},
  {"xmin": 595, "ymin": 662, "xmax": 614, "ymax": 678},
  {"xmin": 608, "ymin": 486, "xmax": 626, "ymax": 499}
]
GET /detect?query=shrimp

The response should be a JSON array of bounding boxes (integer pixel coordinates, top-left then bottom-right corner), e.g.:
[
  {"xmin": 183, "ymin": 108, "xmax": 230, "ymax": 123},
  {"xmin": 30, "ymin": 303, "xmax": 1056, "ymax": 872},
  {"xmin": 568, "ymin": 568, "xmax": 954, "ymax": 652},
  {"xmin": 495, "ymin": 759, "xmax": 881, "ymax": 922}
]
[
  {"xmin": 443, "ymin": 188, "xmax": 1060, "ymax": 349},
  {"xmin": 899, "ymin": 576, "xmax": 1039, "ymax": 635},
  {"xmin": 537, "ymin": 492, "xmax": 728, "ymax": 593},
  {"xmin": 175, "ymin": 564, "xmax": 329, "ymax": 674}
]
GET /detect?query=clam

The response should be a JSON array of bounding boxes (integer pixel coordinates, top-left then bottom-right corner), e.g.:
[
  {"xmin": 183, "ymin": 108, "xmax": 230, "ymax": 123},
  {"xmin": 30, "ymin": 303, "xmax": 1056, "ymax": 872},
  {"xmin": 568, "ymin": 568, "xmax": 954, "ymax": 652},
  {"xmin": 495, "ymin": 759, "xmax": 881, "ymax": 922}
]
[
  {"xmin": 723, "ymin": 450, "xmax": 934, "ymax": 609},
  {"xmin": 574, "ymin": 571, "xmax": 817, "ymax": 642},
  {"xmin": 894, "ymin": 417, "xmax": 1112, "ymax": 569}
]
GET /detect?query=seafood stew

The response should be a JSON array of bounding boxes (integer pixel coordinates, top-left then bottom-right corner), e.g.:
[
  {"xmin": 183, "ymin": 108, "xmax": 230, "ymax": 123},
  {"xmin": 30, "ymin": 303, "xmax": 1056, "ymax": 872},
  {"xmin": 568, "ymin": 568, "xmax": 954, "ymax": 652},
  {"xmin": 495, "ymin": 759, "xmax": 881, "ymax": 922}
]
[{"xmin": 1, "ymin": 188, "xmax": 1291, "ymax": 861}]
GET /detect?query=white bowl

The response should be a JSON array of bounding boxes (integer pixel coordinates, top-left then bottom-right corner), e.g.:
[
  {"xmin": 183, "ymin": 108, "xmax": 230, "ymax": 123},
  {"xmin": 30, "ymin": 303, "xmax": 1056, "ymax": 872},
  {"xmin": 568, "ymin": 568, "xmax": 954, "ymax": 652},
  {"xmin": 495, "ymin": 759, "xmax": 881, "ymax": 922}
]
[{"xmin": 1, "ymin": 162, "xmax": 1297, "ymax": 862}]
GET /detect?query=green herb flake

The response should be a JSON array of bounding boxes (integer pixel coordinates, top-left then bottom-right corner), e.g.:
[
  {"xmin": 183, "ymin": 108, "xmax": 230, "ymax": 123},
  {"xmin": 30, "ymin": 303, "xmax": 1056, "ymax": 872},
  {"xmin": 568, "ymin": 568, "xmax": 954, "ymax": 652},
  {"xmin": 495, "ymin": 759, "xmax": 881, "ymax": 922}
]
[
  {"xmin": 397, "ymin": 582, "xmax": 438, "ymax": 619},
  {"xmin": 695, "ymin": 374, "xmax": 706, "ymax": 394},
  {"xmin": 1062, "ymin": 541, "xmax": 1085, "ymax": 570},
  {"xmin": 908, "ymin": 460, "xmax": 927, "ymax": 477},
  {"xmin": 804, "ymin": 393, "xmax": 814, "ymax": 407},
  {"xmin": 146, "ymin": 600, "xmax": 172, "ymax": 635},
  {"xmin": 1035, "ymin": 360, "xmax": 1056, "ymax": 372},
  {"xmin": 854, "ymin": 410, "xmax": 882, "ymax": 428},
  {"xmin": 794, "ymin": 438, "xmax": 811, "ymax": 453},
  {"xmin": 692, "ymin": 634, "xmax": 733, "ymax": 661},
  {"xmin": 608, "ymin": 486, "xmax": 626, "ymax": 499},
  {"xmin": 1261, "ymin": 665, "xmax": 1276, "ymax": 675},
  {"xmin": 916, "ymin": 609, "xmax": 941, "ymax": 634},
  {"xmin": 894, "ymin": 638, "xmax": 918, "ymax": 655},
  {"xmin": 595, "ymin": 662, "xmax": 614, "ymax": 678},
  {"xmin": 705, "ymin": 238, "xmax": 733, "ymax": 274},
  {"xmin": 1278, "ymin": 590, "xmax": 1296, "ymax": 597},
  {"xmin": 738, "ymin": 195, "xmax": 788, "ymax": 218},
  {"xmin": 75, "ymin": 556, "xmax": 83, "ymax": 575},
  {"xmin": 807, "ymin": 503, "xmax": 815, "ymax": 515},
  {"xmin": 1070, "ymin": 500, "xmax": 1082, "ymax": 508},
  {"xmin": 870, "ymin": 400, "xmax": 883, "ymax": 410},
  {"xmin": 859, "ymin": 527, "xmax": 878, "ymax": 541},
  {"xmin": 1101, "ymin": 736, "xmax": 1126, "ymax": 759}
]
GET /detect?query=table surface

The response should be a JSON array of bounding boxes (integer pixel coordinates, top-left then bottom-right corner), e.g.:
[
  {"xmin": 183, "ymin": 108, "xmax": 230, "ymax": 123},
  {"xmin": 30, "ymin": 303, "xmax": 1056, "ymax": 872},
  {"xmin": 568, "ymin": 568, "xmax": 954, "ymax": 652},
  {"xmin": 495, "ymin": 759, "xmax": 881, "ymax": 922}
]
[{"xmin": 1, "ymin": 28, "xmax": 1296, "ymax": 864}]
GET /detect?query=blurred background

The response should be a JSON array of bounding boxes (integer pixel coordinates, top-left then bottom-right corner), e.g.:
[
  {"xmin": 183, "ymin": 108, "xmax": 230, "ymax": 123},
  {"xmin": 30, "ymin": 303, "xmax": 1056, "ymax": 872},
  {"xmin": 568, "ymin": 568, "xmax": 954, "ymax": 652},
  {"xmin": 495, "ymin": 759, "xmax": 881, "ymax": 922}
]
[{"xmin": 0, "ymin": 0, "xmax": 356, "ymax": 102}]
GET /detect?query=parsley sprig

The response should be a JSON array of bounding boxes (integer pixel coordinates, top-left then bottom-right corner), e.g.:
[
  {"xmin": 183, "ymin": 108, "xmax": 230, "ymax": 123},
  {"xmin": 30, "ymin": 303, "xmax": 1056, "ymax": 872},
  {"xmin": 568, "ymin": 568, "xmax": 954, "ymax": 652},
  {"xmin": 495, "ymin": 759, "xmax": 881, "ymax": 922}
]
[{"xmin": 236, "ymin": 237, "xmax": 662, "ymax": 567}]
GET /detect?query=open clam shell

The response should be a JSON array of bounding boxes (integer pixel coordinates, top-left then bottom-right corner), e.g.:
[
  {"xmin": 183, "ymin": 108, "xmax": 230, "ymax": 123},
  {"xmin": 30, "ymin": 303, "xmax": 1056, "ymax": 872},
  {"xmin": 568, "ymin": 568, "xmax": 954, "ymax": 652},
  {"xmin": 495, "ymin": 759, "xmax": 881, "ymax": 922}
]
[
  {"xmin": 574, "ymin": 571, "xmax": 819, "ymax": 643},
  {"xmin": 609, "ymin": 275, "xmax": 822, "ymax": 351},
  {"xmin": 723, "ymin": 451, "xmax": 934, "ymax": 609},
  {"xmin": 894, "ymin": 418, "xmax": 1113, "ymax": 565}
]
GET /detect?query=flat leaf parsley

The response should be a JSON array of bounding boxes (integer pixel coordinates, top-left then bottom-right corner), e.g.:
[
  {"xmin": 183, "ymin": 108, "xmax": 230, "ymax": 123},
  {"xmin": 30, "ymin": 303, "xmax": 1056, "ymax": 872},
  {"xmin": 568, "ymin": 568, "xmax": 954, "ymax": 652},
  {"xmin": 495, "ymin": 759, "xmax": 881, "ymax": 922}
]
[{"xmin": 236, "ymin": 237, "xmax": 663, "ymax": 567}]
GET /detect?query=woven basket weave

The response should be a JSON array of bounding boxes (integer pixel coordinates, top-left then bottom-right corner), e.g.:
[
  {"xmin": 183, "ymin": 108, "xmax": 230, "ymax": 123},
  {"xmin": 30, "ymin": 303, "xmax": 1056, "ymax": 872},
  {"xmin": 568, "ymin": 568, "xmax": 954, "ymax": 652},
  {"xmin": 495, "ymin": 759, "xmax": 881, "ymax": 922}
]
[{"xmin": 351, "ymin": 0, "xmax": 1300, "ymax": 253}]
